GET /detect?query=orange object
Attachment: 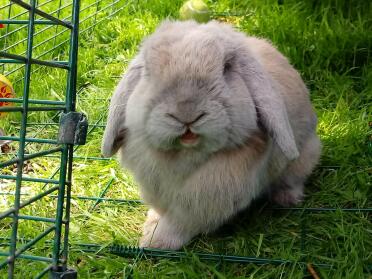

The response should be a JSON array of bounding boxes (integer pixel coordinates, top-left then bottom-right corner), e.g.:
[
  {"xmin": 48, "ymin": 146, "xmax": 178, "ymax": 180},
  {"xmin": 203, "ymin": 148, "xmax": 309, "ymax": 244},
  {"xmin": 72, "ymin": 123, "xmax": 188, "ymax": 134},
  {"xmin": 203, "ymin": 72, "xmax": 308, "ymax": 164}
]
[
  {"xmin": 307, "ymin": 263, "xmax": 321, "ymax": 279},
  {"xmin": 0, "ymin": 74, "xmax": 15, "ymax": 117},
  {"xmin": 0, "ymin": 23, "xmax": 4, "ymax": 28}
]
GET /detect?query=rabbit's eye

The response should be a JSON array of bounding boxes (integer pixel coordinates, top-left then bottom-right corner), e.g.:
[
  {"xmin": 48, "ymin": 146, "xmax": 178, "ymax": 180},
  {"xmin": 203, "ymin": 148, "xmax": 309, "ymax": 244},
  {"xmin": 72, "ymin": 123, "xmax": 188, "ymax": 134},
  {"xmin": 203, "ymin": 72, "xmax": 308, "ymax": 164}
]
[{"xmin": 223, "ymin": 62, "xmax": 232, "ymax": 74}]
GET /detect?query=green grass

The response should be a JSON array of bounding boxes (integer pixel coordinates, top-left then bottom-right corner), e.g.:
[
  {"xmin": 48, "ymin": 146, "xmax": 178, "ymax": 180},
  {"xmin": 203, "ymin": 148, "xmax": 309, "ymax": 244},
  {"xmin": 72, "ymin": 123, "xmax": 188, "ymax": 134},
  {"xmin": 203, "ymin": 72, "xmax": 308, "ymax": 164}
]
[{"xmin": 1, "ymin": 0, "xmax": 371, "ymax": 278}]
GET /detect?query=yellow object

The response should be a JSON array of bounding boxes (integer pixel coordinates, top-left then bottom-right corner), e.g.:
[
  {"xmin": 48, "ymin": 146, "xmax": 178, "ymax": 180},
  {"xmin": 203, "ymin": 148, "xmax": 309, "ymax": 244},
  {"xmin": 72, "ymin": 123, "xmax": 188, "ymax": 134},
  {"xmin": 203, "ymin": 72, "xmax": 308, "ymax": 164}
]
[
  {"xmin": 0, "ymin": 74, "xmax": 15, "ymax": 117},
  {"xmin": 179, "ymin": 0, "xmax": 210, "ymax": 23}
]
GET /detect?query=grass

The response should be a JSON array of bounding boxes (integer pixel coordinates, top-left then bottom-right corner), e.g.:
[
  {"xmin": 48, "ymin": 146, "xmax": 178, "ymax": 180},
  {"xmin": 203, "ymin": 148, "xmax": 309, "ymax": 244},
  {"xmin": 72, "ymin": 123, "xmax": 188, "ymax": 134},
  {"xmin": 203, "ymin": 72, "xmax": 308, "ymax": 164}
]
[{"xmin": 0, "ymin": 0, "xmax": 371, "ymax": 278}]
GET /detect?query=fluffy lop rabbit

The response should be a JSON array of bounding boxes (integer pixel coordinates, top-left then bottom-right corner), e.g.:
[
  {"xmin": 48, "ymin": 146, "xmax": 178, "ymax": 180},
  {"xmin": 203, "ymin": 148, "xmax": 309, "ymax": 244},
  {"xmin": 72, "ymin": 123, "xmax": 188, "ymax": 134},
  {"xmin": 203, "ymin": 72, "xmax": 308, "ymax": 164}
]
[{"xmin": 102, "ymin": 20, "xmax": 321, "ymax": 250}]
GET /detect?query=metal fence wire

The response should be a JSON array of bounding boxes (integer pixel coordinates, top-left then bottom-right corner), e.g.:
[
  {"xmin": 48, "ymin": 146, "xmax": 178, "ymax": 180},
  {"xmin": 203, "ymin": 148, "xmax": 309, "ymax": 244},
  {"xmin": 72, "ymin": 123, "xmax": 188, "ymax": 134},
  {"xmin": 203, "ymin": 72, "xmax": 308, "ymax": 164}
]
[
  {"xmin": 0, "ymin": 0, "xmax": 371, "ymax": 278},
  {"xmin": 0, "ymin": 0, "xmax": 126, "ymax": 277}
]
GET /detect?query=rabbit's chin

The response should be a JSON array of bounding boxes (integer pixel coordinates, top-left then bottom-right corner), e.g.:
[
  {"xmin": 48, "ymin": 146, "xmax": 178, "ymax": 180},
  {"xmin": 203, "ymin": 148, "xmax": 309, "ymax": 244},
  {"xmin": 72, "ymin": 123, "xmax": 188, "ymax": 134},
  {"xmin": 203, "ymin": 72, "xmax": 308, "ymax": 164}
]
[{"xmin": 179, "ymin": 139, "xmax": 200, "ymax": 148}]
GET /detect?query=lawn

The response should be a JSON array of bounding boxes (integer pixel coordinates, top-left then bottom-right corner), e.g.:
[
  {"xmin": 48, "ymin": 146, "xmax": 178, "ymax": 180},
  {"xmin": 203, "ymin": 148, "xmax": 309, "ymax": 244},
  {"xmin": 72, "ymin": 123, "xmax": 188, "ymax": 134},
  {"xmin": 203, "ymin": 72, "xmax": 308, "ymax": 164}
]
[{"xmin": 0, "ymin": 0, "xmax": 371, "ymax": 278}]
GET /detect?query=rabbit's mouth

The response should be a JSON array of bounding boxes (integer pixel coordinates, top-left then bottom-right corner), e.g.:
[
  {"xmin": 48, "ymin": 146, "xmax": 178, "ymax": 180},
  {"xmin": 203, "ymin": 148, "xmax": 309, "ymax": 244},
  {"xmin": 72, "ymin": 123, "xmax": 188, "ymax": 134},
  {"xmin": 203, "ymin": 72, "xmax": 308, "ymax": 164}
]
[{"xmin": 179, "ymin": 129, "xmax": 200, "ymax": 147}]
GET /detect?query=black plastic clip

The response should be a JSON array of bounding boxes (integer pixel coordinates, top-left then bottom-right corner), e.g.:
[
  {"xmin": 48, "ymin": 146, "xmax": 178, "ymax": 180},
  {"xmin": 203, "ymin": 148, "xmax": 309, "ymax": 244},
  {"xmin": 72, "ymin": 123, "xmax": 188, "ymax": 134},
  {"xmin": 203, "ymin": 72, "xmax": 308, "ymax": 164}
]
[
  {"xmin": 57, "ymin": 112, "xmax": 88, "ymax": 145},
  {"xmin": 49, "ymin": 267, "xmax": 77, "ymax": 279}
]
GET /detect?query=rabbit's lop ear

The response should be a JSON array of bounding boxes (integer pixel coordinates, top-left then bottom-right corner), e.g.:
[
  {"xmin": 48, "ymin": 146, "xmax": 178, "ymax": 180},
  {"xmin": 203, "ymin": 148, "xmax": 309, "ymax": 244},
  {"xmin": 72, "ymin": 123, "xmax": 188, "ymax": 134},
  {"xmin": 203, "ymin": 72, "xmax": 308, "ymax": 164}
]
[
  {"xmin": 102, "ymin": 57, "xmax": 143, "ymax": 157},
  {"xmin": 237, "ymin": 50, "xmax": 299, "ymax": 161}
]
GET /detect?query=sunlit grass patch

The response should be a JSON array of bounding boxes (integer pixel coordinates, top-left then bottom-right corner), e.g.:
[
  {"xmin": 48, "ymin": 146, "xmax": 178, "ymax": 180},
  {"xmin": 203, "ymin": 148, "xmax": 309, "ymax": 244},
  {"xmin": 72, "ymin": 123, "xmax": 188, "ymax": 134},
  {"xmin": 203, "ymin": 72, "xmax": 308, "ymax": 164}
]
[{"xmin": 0, "ymin": 0, "xmax": 371, "ymax": 278}]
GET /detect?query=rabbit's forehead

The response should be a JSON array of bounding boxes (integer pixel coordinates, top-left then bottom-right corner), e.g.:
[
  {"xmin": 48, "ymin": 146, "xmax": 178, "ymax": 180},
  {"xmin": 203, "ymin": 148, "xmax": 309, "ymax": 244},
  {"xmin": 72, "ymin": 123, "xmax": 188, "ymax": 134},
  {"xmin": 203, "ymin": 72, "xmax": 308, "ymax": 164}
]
[
  {"xmin": 170, "ymin": 36, "xmax": 223, "ymax": 70},
  {"xmin": 144, "ymin": 29, "xmax": 225, "ymax": 82}
]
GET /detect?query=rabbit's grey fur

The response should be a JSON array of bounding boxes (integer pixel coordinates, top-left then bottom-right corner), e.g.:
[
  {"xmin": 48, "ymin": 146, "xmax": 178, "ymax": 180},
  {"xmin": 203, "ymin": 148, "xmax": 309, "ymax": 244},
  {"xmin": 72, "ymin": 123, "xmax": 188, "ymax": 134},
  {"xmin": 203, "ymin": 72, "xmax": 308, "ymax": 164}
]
[{"xmin": 102, "ymin": 20, "xmax": 321, "ymax": 249}]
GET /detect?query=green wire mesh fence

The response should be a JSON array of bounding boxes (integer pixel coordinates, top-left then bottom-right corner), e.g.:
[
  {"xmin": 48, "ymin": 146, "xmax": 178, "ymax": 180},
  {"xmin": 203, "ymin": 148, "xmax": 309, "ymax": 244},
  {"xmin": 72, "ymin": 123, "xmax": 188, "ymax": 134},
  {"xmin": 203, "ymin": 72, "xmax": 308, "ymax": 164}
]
[
  {"xmin": 0, "ymin": 0, "xmax": 371, "ymax": 278},
  {"xmin": 0, "ymin": 0, "xmax": 81, "ymax": 277},
  {"xmin": 0, "ymin": 0, "xmax": 127, "ymax": 277}
]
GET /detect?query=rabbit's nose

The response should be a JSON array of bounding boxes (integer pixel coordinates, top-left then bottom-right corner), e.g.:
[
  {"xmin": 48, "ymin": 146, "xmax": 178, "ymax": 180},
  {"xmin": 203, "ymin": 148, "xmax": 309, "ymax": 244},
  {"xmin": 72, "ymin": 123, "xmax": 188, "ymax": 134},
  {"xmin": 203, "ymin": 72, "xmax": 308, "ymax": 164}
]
[
  {"xmin": 166, "ymin": 112, "xmax": 206, "ymax": 126},
  {"xmin": 186, "ymin": 112, "xmax": 206, "ymax": 126}
]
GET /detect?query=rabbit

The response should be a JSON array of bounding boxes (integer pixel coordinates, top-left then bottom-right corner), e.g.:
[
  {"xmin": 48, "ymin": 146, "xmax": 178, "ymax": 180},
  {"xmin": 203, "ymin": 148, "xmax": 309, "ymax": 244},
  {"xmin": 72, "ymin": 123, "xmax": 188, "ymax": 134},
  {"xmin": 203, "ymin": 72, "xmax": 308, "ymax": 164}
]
[{"xmin": 102, "ymin": 20, "xmax": 321, "ymax": 250}]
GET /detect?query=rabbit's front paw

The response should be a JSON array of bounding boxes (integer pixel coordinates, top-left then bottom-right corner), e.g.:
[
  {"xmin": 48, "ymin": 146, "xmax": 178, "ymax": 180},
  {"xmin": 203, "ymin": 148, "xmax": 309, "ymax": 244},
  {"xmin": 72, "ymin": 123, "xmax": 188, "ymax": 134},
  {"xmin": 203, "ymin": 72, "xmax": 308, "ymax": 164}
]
[
  {"xmin": 272, "ymin": 185, "xmax": 304, "ymax": 206},
  {"xmin": 142, "ymin": 209, "xmax": 161, "ymax": 237},
  {"xmin": 139, "ymin": 215, "xmax": 189, "ymax": 250}
]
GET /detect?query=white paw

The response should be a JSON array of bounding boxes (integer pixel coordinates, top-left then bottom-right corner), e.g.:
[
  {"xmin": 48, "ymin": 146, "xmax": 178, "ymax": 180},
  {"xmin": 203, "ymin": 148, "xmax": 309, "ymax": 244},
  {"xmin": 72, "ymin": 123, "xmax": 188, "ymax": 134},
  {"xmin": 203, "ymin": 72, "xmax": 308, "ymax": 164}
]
[
  {"xmin": 139, "ymin": 213, "xmax": 189, "ymax": 250},
  {"xmin": 142, "ymin": 209, "xmax": 161, "ymax": 237}
]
